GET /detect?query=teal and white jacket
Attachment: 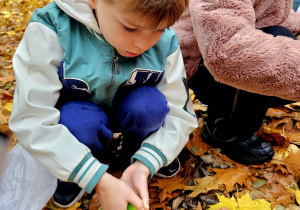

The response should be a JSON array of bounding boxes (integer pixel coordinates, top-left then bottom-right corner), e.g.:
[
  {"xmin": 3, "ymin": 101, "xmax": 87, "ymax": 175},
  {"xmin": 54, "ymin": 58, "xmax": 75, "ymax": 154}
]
[{"xmin": 9, "ymin": 0, "xmax": 198, "ymax": 193}]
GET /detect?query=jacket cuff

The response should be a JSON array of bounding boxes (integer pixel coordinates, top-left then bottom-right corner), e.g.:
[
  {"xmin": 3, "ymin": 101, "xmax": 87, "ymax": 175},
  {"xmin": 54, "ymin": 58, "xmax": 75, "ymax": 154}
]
[
  {"xmin": 68, "ymin": 153, "xmax": 108, "ymax": 193},
  {"xmin": 131, "ymin": 143, "xmax": 167, "ymax": 178}
]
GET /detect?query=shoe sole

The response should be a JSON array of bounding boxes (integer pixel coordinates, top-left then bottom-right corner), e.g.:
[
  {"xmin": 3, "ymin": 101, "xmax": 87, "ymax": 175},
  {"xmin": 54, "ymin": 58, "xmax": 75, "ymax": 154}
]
[{"xmin": 52, "ymin": 188, "xmax": 86, "ymax": 208}]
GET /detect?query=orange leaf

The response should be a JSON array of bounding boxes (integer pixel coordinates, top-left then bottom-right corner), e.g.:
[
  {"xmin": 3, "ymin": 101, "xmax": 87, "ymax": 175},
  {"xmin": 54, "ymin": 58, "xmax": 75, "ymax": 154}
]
[
  {"xmin": 283, "ymin": 149, "xmax": 300, "ymax": 177},
  {"xmin": 150, "ymin": 174, "xmax": 186, "ymax": 201},
  {"xmin": 266, "ymin": 107, "xmax": 293, "ymax": 118},
  {"xmin": 186, "ymin": 127, "xmax": 211, "ymax": 156},
  {"xmin": 211, "ymin": 167, "xmax": 250, "ymax": 192},
  {"xmin": 196, "ymin": 201, "xmax": 202, "ymax": 210}
]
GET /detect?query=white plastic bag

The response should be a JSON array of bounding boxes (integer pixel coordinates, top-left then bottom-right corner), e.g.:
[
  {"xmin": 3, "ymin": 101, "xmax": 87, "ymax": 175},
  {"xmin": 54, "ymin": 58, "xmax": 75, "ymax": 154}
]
[{"xmin": 0, "ymin": 144, "xmax": 57, "ymax": 210}]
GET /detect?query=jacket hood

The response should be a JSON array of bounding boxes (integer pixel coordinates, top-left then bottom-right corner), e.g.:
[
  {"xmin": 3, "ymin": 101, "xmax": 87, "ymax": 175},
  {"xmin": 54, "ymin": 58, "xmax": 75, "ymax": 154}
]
[{"xmin": 55, "ymin": 0, "xmax": 101, "ymax": 34}]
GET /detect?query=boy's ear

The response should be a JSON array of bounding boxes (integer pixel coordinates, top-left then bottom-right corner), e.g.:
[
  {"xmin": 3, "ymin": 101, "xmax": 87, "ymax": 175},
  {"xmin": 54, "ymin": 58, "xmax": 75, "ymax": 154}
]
[{"xmin": 88, "ymin": 0, "xmax": 97, "ymax": 9}]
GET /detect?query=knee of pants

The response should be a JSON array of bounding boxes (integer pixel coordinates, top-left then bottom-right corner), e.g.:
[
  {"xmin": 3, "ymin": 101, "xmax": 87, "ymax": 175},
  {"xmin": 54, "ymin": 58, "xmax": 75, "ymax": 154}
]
[
  {"xmin": 59, "ymin": 100, "xmax": 113, "ymax": 154},
  {"xmin": 117, "ymin": 86, "xmax": 170, "ymax": 139}
]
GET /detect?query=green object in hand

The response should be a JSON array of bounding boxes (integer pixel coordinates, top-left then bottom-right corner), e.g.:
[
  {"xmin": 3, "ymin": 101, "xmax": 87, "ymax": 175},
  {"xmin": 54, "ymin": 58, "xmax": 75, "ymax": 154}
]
[{"xmin": 127, "ymin": 203, "xmax": 137, "ymax": 210}]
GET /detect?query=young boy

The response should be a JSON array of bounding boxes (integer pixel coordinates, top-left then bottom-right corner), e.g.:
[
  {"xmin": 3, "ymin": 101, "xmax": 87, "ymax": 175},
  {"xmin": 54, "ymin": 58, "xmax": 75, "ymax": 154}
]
[{"xmin": 9, "ymin": 0, "xmax": 197, "ymax": 209}]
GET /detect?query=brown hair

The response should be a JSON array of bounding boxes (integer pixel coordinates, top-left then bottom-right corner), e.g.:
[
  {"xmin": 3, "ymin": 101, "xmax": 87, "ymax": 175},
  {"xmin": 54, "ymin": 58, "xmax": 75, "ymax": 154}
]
[{"xmin": 104, "ymin": 0, "xmax": 189, "ymax": 29}]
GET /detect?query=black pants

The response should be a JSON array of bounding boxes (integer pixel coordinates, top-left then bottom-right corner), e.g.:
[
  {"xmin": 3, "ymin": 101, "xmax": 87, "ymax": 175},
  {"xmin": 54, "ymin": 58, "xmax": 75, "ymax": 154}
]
[{"xmin": 188, "ymin": 26, "xmax": 294, "ymax": 140}]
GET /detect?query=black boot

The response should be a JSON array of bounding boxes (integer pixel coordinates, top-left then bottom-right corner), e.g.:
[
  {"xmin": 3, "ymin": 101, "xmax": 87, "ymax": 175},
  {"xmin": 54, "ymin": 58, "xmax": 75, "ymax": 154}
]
[{"xmin": 201, "ymin": 123, "xmax": 274, "ymax": 165}]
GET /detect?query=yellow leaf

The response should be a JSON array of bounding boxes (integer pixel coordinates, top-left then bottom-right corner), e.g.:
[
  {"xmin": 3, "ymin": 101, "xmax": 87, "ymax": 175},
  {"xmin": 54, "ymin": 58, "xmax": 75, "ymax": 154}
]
[
  {"xmin": 208, "ymin": 192, "xmax": 272, "ymax": 210},
  {"xmin": 208, "ymin": 194, "xmax": 238, "ymax": 210},
  {"xmin": 6, "ymin": 31, "xmax": 16, "ymax": 36},
  {"xmin": 295, "ymin": 190, "xmax": 300, "ymax": 205},
  {"xmin": 3, "ymin": 102, "xmax": 12, "ymax": 113},
  {"xmin": 191, "ymin": 93, "xmax": 196, "ymax": 101},
  {"xmin": 57, "ymin": 202, "xmax": 81, "ymax": 210}
]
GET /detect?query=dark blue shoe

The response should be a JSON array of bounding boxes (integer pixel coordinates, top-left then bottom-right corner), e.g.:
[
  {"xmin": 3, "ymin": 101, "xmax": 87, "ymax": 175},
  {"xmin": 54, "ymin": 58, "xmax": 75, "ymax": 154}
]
[
  {"xmin": 52, "ymin": 180, "xmax": 86, "ymax": 208},
  {"xmin": 155, "ymin": 158, "xmax": 181, "ymax": 178}
]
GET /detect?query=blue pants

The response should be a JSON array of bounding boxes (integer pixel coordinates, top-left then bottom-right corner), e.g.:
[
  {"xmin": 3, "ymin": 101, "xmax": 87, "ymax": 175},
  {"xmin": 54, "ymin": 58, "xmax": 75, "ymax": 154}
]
[{"xmin": 58, "ymin": 86, "xmax": 169, "ymax": 158}]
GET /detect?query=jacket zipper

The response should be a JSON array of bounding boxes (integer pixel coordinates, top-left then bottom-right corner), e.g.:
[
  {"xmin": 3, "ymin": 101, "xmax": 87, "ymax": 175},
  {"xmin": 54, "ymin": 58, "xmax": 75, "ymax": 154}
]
[{"xmin": 104, "ymin": 52, "xmax": 120, "ymax": 105}]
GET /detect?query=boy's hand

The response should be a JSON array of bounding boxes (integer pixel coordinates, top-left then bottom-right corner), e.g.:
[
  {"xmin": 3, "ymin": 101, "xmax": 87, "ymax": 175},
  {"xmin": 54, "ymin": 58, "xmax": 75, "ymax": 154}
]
[
  {"xmin": 120, "ymin": 160, "xmax": 150, "ymax": 210},
  {"xmin": 94, "ymin": 172, "xmax": 144, "ymax": 210}
]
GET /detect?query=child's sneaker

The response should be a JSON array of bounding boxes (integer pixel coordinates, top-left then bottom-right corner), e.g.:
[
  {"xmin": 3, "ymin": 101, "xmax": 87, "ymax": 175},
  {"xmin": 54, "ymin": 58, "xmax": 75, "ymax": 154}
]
[
  {"xmin": 155, "ymin": 158, "xmax": 180, "ymax": 178},
  {"xmin": 52, "ymin": 180, "xmax": 86, "ymax": 208}
]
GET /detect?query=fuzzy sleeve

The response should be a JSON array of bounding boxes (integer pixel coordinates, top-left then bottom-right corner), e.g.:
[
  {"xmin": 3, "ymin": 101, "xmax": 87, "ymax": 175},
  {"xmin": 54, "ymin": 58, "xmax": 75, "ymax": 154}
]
[
  {"xmin": 190, "ymin": 0, "xmax": 300, "ymax": 101},
  {"xmin": 172, "ymin": 9, "xmax": 201, "ymax": 79},
  {"xmin": 279, "ymin": 9, "xmax": 300, "ymax": 33}
]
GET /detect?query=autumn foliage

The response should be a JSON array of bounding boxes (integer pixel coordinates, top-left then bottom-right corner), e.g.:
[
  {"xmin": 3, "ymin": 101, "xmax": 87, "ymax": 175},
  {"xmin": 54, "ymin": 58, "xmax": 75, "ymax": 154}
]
[{"xmin": 3, "ymin": 0, "xmax": 300, "ymax": 209}]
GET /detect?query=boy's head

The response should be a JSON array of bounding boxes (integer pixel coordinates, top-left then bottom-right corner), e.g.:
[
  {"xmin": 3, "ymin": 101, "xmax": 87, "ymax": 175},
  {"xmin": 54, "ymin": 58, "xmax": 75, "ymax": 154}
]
[
  {"xmin": 88, "ymin": 0, "xmax": 189, "ymax": 57},
  {"xmin": 102, "ymin": 0, "xmax": 189, "ymax": 29}
]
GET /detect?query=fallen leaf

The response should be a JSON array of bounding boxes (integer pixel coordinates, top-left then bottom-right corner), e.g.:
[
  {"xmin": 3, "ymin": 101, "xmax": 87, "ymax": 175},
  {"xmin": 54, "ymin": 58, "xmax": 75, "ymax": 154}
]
[
  {"xmin": 186, "ymin": 127, "xmax": 211, "ymax": 156},
  {"xmin": 251, "ymin": 179, "xmax": 267, "ymax": 189},
  {"xmin": 283, "ymin": 150, "xmax": 300, "ymax": 177},
  {"xmin": 150, "ymin": 174, "xmax": 186, "ymax": 201},
  {"xmin": 196, "ymin": 201, "xmax": 202, "ymax": 210},
  {"xmin": 266, "ymin": 107, "xmax": 293, "ymax": 118},
  {"xmin": 185, "ymin": 176, "xmax": 221, "ymax": 197},
  {"xmin": 210, "ymin": 167, "xmax": 250, "ymax": 192},
  {"xmin": 208, "ymin": 192, "xmax": 272, "ymax": 210},
  {"xmin": 295, "ymin": 190, "xmax": 300, "ymax": 206},
  {"xmin": 255, "ymin": 171, "xmax": 294, "ymax": 208}
]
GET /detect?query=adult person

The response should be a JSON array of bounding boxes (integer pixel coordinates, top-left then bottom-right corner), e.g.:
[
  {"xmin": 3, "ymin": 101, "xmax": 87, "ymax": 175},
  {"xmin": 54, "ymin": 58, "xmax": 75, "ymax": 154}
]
[{"xmin": 173, "ymin": 0, "xmax": 300, "ymax": 165}]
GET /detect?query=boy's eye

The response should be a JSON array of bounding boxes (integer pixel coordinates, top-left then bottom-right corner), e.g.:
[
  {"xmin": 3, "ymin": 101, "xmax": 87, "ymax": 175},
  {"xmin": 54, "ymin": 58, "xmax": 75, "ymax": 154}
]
[
  {"xmin": 157, "ymin": 28, "xmax": 165, "ymax": 33},
  {"xmin": 123, "ymin": 25, "xmax": 136, "ymax": 32}
]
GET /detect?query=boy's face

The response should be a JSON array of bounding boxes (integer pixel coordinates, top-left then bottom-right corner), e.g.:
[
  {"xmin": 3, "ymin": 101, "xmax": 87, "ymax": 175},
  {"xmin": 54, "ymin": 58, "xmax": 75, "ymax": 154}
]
[{"xmin": 88, "ymin": 0, "xmax": 168, "ymax": 57}]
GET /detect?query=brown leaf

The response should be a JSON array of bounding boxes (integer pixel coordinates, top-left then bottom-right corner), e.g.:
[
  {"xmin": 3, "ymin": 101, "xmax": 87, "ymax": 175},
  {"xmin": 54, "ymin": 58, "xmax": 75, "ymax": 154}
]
[
  {"xmin": 266, "ymin": 107, "xmax": 293, "ymax": 118},
  {"xmin": 185, "ymin": 176, "xmax": 221, "ymax": 197},
  {"xmin": 211, "ymin": 167, "xmax": 250, "ymax": 192},
  {"xmin": 151, "ymin": 199, "xmax": 171, "ymax": 210},
  {"xmin": 150, "ymin": 173, "xmax": 186, "ymax": 201},
  {"xmin": 253, "ymin": 171, "xmax": 294, "ymax": 209},
  {"xmin": 275, "ymin": 164, "xmax": 290, "ymax": 175},
  {"xmin": 261, "ymin": 125, "xmax": 290, "ymax": 148},
  {"xmin": 283, "ymin": 149, "xmax": 300, "ymax": 177},
  {"xmin": 88, "ymin": 194, "xmax": 100, "ymax": 210},
  {"xmin": 268, "ymin": 117, "xmax": 294, "ymax": 130}
]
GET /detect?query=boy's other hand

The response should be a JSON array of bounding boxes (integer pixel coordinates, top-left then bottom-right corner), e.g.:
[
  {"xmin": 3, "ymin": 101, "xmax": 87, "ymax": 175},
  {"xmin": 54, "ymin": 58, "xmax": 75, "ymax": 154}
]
[
  {"xmin": 95, "ymin": 172, "xmax": 144, "ymax": 210},
  {"xmin": 121, "ymin": 160, "xmax": 150, "ymax": 210}
]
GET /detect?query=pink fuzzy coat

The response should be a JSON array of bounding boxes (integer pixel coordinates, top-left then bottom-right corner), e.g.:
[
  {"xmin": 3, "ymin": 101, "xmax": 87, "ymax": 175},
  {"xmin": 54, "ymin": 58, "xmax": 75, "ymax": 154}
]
[{"xmin": 173, "ymin": 0, "xmax": 300, "ymax": 101}]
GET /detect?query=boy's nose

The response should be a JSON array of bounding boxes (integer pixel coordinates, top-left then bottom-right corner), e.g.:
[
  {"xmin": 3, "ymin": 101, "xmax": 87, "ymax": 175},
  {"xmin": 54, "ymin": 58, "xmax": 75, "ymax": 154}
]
[{"xmin": 134, "ymin": 35, "xmax": 155, "ymax": 51}]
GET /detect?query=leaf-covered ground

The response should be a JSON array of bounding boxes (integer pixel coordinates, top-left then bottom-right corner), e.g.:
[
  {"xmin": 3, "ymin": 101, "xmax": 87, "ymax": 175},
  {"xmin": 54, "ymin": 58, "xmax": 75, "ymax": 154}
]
[{"xmin": 3, "ymin": 0, "xmax": 300, "ymax": 209}]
